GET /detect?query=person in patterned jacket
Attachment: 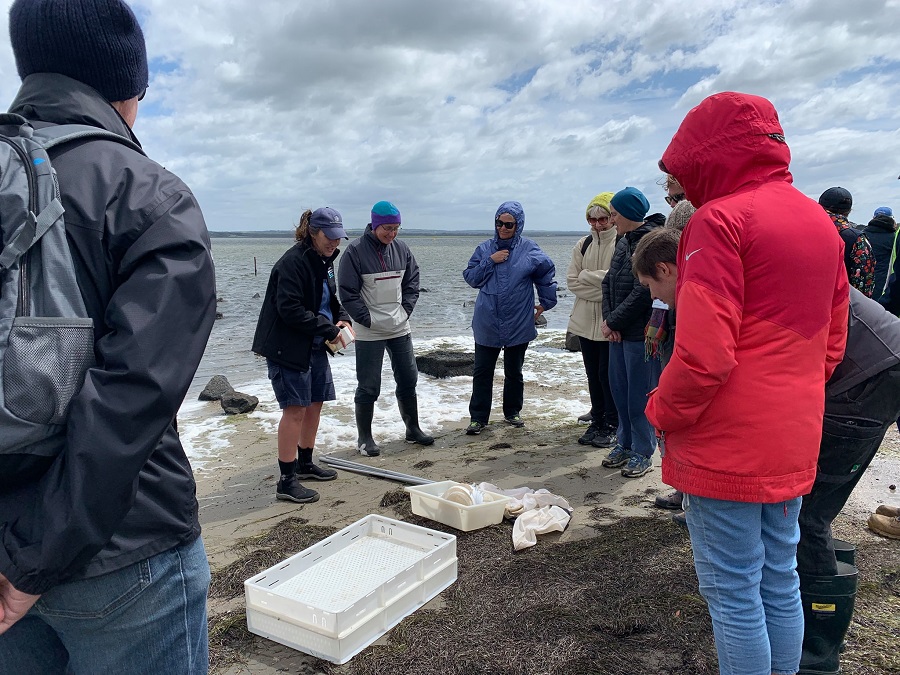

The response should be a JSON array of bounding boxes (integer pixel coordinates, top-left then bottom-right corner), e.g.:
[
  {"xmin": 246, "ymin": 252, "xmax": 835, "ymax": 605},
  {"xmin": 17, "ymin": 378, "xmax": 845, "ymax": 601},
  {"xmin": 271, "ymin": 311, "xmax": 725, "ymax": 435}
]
[{"xmin": 818, "ymin": 187, "xmax": 876, "ymax": 297}]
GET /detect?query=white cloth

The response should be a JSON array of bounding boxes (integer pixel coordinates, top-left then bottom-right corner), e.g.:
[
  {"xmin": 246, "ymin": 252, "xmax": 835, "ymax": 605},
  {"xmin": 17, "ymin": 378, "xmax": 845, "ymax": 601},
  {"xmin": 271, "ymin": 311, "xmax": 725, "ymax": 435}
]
[{"xmin": 477, "ymin": 483, "xmax": 573, "ymax": 550}]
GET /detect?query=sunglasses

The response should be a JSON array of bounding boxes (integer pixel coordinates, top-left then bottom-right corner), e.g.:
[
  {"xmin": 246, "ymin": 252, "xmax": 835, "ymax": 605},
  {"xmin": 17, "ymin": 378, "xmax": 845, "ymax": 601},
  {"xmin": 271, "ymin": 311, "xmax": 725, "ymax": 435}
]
[
  {"xmin": 665, "ymin": 194, "xmax": 686, "ymax": 207},
  {"xmin": 588, "ymin": 216, "xmax": 610, "ymax": 224},
  {"xmin": 495, "ymin": 219, "xmax": 516, "ymax": 230}
]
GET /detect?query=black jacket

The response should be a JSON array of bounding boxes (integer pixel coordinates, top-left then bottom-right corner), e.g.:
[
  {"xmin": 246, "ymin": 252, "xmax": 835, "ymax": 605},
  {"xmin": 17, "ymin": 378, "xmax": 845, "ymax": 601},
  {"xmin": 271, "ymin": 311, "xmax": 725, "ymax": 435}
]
[
  {"xmin": 827, "ymin": 287, "xmax": 900, "ymax": 398},
  {"xmin": 864, "ymin": 215, "xmax": 896, "ymax": 300},
  {"xmin": 0, "ymin": 74, "xmax": 216, "ymax": 595},
  {"xmin": 252, "ymin": 239, "xmax": 351, "ymax": 371},
  {"xmin": 602, "ymin": 215, "xmax": 664, "ymax": 341}
]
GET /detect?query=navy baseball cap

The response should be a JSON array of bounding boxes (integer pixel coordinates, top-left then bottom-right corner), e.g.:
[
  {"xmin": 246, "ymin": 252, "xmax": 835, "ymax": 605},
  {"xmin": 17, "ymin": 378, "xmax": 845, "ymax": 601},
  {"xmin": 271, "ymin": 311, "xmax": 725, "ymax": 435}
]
[
  {"xmin": 309, "ymin": 207, "xmax": 348, "ymax": 239},
  {"xmin": 874, "ymin": 206, "xmax": 893, "ymax": 218}
]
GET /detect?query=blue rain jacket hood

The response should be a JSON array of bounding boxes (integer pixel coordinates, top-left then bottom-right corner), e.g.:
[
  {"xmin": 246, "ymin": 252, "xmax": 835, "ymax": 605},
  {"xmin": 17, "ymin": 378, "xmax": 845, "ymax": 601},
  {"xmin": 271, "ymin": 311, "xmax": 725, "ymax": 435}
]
[{"xmin": 464, "ymin": 201, "xmax": 558, "ymax": 347}]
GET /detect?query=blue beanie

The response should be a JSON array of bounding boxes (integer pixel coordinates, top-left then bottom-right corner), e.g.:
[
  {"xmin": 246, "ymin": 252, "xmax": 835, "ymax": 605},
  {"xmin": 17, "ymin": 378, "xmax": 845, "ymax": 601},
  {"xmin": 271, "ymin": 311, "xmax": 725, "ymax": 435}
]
[
  {"xmin": 9, "ymin": 0, "xmax": 149, "ymax": 102},
  {"xmin": 371, "ymin": 200, "xmax": 401, "ymax": 229},
  {"xmin": 610, "ymin": 187, "xmax": 650, "ymax": 223}
]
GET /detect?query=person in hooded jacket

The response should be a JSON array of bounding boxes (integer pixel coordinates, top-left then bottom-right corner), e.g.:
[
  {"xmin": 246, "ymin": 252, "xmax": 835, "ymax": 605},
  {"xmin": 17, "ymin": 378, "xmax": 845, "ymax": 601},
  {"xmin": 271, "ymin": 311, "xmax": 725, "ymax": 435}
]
[
  {"xmin": 600, "ymin": 188, "xmax": 663, "ymax": 478},
  {"xmin": 338, "ymin": 200, "xmax": 432, "ymax": 457},
  {"xmin": 463, "ymin": 201, "xmax": 557, "ymax": 435},
  {"xmin": 0, "ymin": 0, "xmax": 215, "ymax": 670},
  {"xmin": 863, "ymin": 206, "xmax": 896, "ymax": 302},
  {"xmin": 567, "ymin": 192, "xmax": 619, "ymax": 447},
  {"xmin": 252, "ymin": 207, "xmax": 353, "ymax": 504},
  {"xmin": 646, "ymin": 92, "xmax": 849, "ymax": 675}
]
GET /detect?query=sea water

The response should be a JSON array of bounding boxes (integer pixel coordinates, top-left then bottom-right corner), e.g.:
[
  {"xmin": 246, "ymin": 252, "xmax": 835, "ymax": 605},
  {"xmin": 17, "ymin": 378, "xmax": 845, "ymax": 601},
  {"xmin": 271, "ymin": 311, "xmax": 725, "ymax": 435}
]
[{"xmin": 179, "ymin": 234, "xmax": 595, "ymax": 467}]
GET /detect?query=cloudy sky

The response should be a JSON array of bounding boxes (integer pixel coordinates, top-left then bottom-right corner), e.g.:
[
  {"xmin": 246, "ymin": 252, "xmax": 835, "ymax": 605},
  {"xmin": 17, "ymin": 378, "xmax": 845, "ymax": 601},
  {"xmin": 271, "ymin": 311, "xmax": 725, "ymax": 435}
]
[{"xmin": 1, "ymin": 0, "xmax": 899, "ymax": 231}]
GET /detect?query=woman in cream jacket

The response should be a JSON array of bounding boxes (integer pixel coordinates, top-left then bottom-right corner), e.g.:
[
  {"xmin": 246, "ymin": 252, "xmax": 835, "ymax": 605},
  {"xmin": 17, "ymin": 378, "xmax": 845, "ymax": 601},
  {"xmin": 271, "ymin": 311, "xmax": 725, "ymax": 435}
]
[{"xmin": 567, "ymin": 192, "xmax": 619, "ymax": 447}]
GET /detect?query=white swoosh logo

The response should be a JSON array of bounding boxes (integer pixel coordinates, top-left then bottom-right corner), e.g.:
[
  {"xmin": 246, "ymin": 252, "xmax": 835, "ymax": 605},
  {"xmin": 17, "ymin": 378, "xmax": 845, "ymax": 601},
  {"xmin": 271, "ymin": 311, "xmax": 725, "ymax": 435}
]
[{"xmin": 685, "ymin": 248, "xmax": 702, "ymax": 261}]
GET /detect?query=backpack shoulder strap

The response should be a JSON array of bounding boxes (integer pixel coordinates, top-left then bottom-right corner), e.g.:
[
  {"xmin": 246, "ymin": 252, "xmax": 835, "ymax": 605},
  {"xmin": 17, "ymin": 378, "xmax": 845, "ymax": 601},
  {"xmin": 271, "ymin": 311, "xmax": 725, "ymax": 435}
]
[
  {"xmin": 580, "ymin": 235, "xmax": 592, "ymax": 257},
  {"xmin": 32, "ymin": 123, "xmax": 145, "ymax": 156}
]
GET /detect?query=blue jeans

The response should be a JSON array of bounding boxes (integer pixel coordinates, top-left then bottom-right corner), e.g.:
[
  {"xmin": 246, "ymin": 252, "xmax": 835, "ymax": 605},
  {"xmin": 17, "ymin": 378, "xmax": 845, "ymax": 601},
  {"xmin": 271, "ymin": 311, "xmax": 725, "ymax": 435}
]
[
  {"xmin": 684, "ymin": 494, "xmax": 803, "ymax": 675},
  {"xmin": 608, "ymin": 340, "xmax": 656, "ymax": 457},
  {"xmin": 354, "ymin": 334, "xmax": 419, "ymax": 404},
  {"xmin": 0, "ymin": 536, "xmax": 210, "ymax": 674}
]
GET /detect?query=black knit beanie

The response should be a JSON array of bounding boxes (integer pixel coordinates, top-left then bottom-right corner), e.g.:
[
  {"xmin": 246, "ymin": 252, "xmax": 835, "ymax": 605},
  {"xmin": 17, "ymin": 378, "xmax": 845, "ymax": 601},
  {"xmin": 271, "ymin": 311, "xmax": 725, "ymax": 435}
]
[{"xmin": 9, "ymin": 0, "xmax": 149, "ymax": 102}]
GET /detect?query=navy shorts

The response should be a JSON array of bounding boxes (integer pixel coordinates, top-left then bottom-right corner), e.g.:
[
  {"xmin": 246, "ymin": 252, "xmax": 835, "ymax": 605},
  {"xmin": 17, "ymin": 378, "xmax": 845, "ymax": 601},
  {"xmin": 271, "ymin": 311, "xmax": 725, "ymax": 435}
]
[{"xmin": 267, "ymin": 350, "xmax": 336, "ymax": 408}]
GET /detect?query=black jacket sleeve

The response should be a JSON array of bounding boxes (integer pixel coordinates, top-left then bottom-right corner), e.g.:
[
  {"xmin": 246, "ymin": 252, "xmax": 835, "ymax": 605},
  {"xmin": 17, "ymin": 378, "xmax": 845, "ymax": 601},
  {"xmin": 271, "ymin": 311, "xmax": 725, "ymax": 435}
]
[
  {"xmin": 337, "ymin": 245, "xmax": 372, "ymax": 327},
  {"xmin": 401, "ymin": 247, "xmax": 420, "ymax": 317}
]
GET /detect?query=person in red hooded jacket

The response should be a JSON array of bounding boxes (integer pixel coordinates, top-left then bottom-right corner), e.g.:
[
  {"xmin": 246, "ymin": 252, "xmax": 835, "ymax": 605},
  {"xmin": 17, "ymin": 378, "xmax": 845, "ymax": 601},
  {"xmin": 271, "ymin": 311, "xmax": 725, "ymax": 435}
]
[{"xmin": 646, "ymin": 92, "xmax": 849, "ymax": 675}]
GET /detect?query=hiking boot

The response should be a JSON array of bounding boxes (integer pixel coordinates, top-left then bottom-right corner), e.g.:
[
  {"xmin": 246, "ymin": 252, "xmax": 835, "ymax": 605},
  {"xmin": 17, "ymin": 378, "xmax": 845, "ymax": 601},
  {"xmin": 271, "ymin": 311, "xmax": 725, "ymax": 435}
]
[
  {"xmin": 578, "ymin": 422, "xmax": 604, "ymax": 445},
  {"xmin": 867, "ymin": 512, "xmax": 900, "ymax": 539},
  {"xmin": 504, "ymin": 415, "xmax": 525, "ymax": 428},
  {"xmin": 296, "ymin": 447, "xmax": 337, "ymax": 481},
  {"xmin": 466, "ymin": 420, "xmax": 487, "ymax": 435},
  {"xmin": 601, "ymin": 444, "xmax": 629, "ymax": 468},
  {"xmin": 578, "ymin": 411, "xmax": 593, "ymax": 424},
  {"xmin": 875, "ymin": 504, "xmax": 900, "ymax": 517},
  {"xmin": 621, "ymin": 453, "xmax": 653, "ymax": 478},
  {"xmin": 655, "ymin": 490, "xmax": 683, "ymax": 510},
  {"xmin": 276, "ymin": 474, "xmax": 320, "ymax": 504},
  {"xmin": 672, "ymin": 511, "xmax": 687, "ymax": 528},
  {"xmin": 589, "ymin": 425, "xmax": 617, "ymax": 448}
]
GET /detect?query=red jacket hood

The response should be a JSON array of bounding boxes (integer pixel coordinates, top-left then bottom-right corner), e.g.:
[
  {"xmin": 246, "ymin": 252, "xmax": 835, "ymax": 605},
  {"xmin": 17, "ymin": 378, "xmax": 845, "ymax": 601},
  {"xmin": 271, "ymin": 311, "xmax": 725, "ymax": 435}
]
[{"xmin": 661, "ymin": 92, "xmax": 793, "ymax": 207}]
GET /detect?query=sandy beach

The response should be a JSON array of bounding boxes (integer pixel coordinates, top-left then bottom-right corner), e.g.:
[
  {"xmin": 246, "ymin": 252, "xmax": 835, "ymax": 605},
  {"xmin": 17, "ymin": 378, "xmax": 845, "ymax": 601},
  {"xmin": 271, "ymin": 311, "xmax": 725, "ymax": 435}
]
[{"xmin": 196, "ymin": 384, "xmax": 900, "ymax": 674}]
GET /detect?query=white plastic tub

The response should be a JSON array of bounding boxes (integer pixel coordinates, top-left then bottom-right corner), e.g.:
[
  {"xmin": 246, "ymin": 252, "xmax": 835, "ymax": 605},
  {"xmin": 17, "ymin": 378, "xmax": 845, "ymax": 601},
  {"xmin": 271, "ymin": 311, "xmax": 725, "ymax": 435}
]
[
  {"xmin": 405, "ymin": 480, "xmax": 512, "ymax": 531},
  {"xmin": 244, "ymin": 514, "xmax": 457, "ymax": 664}
]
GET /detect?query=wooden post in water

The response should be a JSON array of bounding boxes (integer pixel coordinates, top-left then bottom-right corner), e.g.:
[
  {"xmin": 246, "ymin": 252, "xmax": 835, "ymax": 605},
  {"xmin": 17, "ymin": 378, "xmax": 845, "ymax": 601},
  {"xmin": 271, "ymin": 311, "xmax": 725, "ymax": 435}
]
[{"xmin": 254, "ymin": 256, "xmax": 257, "ymax": 276}]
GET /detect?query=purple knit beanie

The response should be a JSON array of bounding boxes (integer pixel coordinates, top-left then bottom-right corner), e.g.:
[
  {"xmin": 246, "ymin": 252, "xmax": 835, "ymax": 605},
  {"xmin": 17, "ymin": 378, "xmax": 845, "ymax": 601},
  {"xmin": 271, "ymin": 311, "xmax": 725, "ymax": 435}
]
[{"xmin": 370, "ymin": 200, "xmax": 401, "ymax": 229}]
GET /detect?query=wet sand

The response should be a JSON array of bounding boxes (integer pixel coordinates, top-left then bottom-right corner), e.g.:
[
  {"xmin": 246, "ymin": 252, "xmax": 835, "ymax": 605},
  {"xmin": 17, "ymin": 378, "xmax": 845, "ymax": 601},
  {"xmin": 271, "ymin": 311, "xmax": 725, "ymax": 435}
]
[{"xmin": 196, "ymin": 398, "xmax": 900, "ymax": 674}]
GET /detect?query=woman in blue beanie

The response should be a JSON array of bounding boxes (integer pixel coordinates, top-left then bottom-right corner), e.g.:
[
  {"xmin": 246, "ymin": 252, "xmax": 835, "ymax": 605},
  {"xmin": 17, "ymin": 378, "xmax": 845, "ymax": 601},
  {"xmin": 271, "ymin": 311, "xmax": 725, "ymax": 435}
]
[
  {"xmin": 463, "ymin": 201, "xmax": 558, "ymax": 434},
  {"xmin": 600, "ymin": 187, "xmax": 663, "ymax": 477}
]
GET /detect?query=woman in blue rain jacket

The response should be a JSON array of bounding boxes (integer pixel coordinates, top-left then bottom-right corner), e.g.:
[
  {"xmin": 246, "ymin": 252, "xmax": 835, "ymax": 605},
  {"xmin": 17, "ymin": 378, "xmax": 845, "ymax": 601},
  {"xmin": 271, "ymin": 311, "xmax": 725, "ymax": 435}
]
[{"xmin": 462, "ymin": 201, "xmax": 558, "ymax": 434}]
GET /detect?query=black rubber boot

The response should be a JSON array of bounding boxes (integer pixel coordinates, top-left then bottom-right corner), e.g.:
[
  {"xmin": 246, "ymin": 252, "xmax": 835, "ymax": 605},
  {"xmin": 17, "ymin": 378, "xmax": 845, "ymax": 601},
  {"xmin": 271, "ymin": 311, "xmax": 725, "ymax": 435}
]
[
  {"xmin": 398, "ymin": 397, "xmax": 434, "ymax": 445},
  {"xmin": 355, "ymin": 402, "xmax": 381, "ymax": 457},
  {"xmin": 832, "ymin": 538, "xmax": 855, "ymax": 566},
  {"xmin": 798, "ymin": 561, "xmax": 858, "ymax": 675},
  {"xmin": 296, "ymin": 447, "xmax": 337, "ymax": 481}
]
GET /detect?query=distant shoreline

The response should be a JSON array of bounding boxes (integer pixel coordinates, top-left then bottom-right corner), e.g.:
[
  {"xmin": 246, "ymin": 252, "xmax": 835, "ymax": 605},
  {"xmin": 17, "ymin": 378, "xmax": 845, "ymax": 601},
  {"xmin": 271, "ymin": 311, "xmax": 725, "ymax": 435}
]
[{"xmin": 209, "ymin": 230, "xmax": 587, "ymax": 238}]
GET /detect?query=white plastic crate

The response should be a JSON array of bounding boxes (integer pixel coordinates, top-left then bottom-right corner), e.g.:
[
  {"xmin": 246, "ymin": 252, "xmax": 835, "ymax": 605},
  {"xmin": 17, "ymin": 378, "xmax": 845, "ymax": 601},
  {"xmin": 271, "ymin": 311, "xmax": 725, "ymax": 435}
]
[
  {"xmin": 244, "ymin": 514, "xmax": 457, "ymax": 663},
  {"xmin": 405, "ymin": 480, "xmax": 512, "ymax": 531}
]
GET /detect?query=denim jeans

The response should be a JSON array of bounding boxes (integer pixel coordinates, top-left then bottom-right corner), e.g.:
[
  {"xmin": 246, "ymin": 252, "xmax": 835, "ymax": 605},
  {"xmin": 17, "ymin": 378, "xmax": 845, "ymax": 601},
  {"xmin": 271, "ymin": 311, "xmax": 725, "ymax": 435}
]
[
  {"xmin": 0, "ymin": 536, "xmax": 210, "ymax": 674},
  {"xmin": 684, "ymin": 494, "xmax": 803, "ymax": 675},
  {"xmin": 579, "ymin": 337, "xmax": 617, "ymax": 425},
  {"xmin": 469, "ymin": 342, "xmax": 529, "ymax": 423},
  {"xmin": 608, "ymin": 340, "xmax": 656, "ymax": 457},
  {"xmin": 354, "ymin": 334, "xmax": 419, "ymax": 404}
]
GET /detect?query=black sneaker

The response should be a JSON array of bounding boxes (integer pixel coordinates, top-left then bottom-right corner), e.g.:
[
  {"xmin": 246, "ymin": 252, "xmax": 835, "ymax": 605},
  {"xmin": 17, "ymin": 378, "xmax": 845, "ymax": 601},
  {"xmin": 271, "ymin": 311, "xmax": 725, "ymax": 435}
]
[
  {"xmin": 465, "ymin": 420, "xmax": 486, "ymax": 435},
  {"xmin": 504, "ymin": 415, "xmax": 525, "ymax": 428},
  {"xmin": 296, "ymin": 463, "xmax": 337, "ymax": 481},
  {"xmin": 578, "ymin": 422, "xmax": 603, "ymax": 445},
  {"xmin": 276, "ymin": 474, "xmax": 320, "ymax": 503},
  {"xmin": 589, "ymin": 425, "xmax": 617, "ymax": 448},
  {"xmin": 654, "ymin": 490, "xmax": 683, "ymax": 510}
]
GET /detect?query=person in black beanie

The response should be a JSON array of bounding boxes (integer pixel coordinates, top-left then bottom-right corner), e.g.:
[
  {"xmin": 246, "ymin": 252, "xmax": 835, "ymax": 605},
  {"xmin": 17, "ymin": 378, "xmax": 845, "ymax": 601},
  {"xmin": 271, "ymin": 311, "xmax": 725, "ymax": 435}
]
[
  {"xmin": 0, "ymin": 1, "xmax": 216, "ymax": 673},
  {"xmin": 818, "ymin": 186, "xmax": 876, "ymax": 297}
]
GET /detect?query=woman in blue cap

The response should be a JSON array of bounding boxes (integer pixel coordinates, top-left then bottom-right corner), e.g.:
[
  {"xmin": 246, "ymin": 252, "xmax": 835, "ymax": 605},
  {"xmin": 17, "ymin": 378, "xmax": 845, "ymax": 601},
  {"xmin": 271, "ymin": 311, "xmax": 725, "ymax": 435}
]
[
  {"xmin": 252, "ymin": 207, "xmax": 354, "ymax": 503},
  {"xmin": 463, "ymin": 201, "xmax": 557, "ymax": 434}
]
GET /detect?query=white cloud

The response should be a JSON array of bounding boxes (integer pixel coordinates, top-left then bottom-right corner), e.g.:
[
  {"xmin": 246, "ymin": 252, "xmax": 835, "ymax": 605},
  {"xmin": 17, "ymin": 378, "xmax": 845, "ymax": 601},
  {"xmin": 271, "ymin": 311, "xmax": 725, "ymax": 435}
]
[{"xmin": 2, "ymin": 0, "xmax": 898, "ymax": 228}]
